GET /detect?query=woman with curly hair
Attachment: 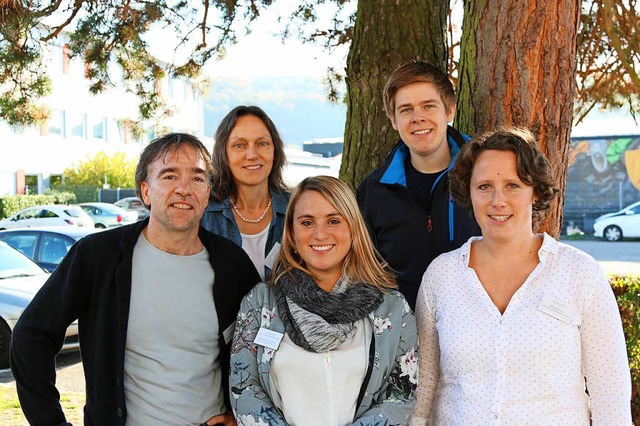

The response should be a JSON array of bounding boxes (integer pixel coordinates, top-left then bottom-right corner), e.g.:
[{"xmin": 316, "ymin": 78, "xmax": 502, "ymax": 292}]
[
  {"xmin": 412, "ymin": 128, "xmax": 631, "ymax": 424},
  {"xmin": 230, "ymin": 175, "xmax": 417, "ymax": 425}
]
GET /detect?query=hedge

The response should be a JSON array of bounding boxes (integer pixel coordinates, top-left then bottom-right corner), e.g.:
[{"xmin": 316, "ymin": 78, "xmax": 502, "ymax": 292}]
[
  {"xmin": 0, "ymin": 192, "xmax": 77, "ymax": 219},
  {"xmin": 609, "ymin": 274, "xmax": 640, "ymax": 422}
]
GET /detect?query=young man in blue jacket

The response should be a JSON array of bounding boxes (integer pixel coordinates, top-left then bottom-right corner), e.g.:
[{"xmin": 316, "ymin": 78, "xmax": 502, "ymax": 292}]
[
  {"xmin": 11, "ymin": 133, "xmax": 260, "ymax": 425},
  {"xmin": 357, "ymin": 62, "xmax": 480, "ymax": 310}
]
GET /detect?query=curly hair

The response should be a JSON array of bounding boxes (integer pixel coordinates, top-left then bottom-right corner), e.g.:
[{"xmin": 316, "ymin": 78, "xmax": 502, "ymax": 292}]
[{"xmin": 449, "ymin": 127, "xmax": 559, "ymax": 218}]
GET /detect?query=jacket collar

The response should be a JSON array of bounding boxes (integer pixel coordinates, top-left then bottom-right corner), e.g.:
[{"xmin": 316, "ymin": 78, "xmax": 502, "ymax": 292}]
[{"xmin": 379, "ymin": 125, "xmax": 466, "ymax": 186}]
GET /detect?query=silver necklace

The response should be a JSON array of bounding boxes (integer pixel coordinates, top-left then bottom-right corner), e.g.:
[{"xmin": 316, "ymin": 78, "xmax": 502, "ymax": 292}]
[{"xmin": 231, "ymin": 197, "xmax": 272, "ymax": 223}]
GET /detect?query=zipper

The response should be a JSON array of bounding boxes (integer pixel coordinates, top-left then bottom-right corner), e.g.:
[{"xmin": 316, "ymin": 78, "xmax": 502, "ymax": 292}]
[{"xmin": 427, "ymin": 215, "xmax": 433, "ymax": 232}]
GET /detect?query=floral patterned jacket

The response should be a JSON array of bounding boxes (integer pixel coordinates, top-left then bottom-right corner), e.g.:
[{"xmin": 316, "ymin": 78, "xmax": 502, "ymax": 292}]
[{"xmin": 230, "ymin": 282, "xmax": 418, "ymax": 426}]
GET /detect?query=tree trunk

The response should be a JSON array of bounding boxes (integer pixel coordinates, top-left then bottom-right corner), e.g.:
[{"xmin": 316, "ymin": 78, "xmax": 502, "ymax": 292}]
[
  {"xmin": 456, "ymin": 0, "xmax": 582, "ymax": 237},
  {"xmin": 339, "ymin": 0, "xmax": 449, "ymax": 191}
]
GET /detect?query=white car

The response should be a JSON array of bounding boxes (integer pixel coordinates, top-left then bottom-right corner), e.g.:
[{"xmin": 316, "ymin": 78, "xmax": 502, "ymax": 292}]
[
  {"xmin": 0, "ymin": 241, "xmax": 79, "ymax": 368},
  {"xmin": 0, "ymin": 205, "xmax": 93, "ymax": 230},
  {"xmin": 593, "ymin": 201, "xmax": 640, "ymax": 241}
]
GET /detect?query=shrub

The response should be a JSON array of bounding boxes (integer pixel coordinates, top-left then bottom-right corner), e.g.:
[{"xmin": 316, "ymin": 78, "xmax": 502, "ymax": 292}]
[
  {"xmin": 0, "ymin": 192, "xmax": 77, "ymax": 219},
  {"xmin": 609, "ymin": 274, "xmax": 640, "ymax": 422}
]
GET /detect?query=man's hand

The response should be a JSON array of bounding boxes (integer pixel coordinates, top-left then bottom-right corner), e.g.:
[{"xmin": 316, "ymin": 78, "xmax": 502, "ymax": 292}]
[{"xmin": 205, "ymin": 410, "xmax": 237, "ymax": 426}]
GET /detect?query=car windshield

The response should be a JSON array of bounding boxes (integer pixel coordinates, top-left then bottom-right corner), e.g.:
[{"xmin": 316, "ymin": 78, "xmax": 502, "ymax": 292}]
[
  {"xmin": 64, "ymin": 206, "xmax": 85, "ymax": 217},
  {"xmin": 0, "ymin": 243, "xmax": 46, "ymax": 279}
]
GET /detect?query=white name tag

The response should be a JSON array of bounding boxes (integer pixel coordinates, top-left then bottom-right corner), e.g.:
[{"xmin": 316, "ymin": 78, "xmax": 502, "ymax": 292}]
[
  {"xmin": 223, "ymin": 323, "xmax": 236, "ymax": 345},
  {"xmin": 264, "ymin": 242, "xmax": 281, "ymax": 270},
  {"xmin": 254, "ymin": 327, "xmax": 284, "ymax": 350},
  {"xmin": 537, "ymin": 292, "xmax": 579, "ymax": 324}
]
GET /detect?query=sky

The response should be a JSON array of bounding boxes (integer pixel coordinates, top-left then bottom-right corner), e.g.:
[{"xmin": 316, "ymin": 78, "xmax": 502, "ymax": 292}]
[{"xmin": 145, "ymin": 0, "xmax": 352, "ymax": 80}]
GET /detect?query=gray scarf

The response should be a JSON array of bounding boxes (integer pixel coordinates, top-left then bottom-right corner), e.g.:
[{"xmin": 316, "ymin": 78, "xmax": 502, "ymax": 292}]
[{"xmin": 274, "ymin": 268, "xmax": 383, "ymax": 353}]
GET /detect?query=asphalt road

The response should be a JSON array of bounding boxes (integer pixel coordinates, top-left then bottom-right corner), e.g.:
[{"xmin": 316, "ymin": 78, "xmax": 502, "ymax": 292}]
[{"xmin": 562, "ymin": 237, "xmax": 640, "ymax": 275}]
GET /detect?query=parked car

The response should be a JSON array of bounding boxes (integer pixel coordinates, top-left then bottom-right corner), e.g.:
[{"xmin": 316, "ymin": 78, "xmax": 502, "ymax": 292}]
[
  {"xmin": 0, "ymin": 241, "xmax": 79, "ymax": 368},
  {"xmin": 0, "ymin": 227, "xmax": 99, "ymax": 272},
  {"xmin": 0, "ymin": 205, "xmax": 93, "ymax": 230},
  {"xmin": 114, "ymin": 197, "xmax": 150, "ymax": 220},
  {"xmin": 593, "ymin": 201, "xmax": 640, "ymax": 241},
  {"xmin": 79, "ymin": 202, "xmax": 138, "ymax": 229}
]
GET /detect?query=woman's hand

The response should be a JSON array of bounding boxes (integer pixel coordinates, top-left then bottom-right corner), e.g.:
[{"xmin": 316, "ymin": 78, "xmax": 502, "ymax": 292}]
[{"xmin": 205, "ymin": 410, "xmax": 237, "ymax": 426}]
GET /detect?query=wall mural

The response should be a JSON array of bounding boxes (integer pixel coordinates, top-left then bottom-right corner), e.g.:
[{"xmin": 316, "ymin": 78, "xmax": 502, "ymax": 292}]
[{"xmin": 564, "ymin": 135, "xmax": 640, "ymax": 233}]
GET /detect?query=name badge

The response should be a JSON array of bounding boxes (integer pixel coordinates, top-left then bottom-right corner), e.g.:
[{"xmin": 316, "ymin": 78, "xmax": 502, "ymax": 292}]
[
  {"xmin": 264, "ymin": 242, "xmax": 281, "ymax": 270},
  {"xmin": 223, "ymin": 323, "xmax": 236, "ymax": 345},
  {"xmin": 254, "ymin": 327, "xmax": 284, "ymax": 350},
  {"xmin": 537, "ymin": 292, "xmax": 579, "ymax": 324}
]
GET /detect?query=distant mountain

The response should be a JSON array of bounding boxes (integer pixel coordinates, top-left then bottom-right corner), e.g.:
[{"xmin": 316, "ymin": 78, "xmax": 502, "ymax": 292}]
[{"xmin": 203, "ymin": 76, "xmax": 347, "ymax": 146}]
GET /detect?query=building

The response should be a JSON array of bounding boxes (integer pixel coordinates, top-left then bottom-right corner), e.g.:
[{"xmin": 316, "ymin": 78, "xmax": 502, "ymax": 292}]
[{"xmin": 0, "ymin": 38, "xmax": 204, "ymax": 196}]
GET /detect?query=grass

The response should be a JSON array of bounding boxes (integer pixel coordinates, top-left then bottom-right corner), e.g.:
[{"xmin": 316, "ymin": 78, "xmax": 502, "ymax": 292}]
[{"xmin": 0, "ymin": 384, "xmax": 84, "ymax": 425}]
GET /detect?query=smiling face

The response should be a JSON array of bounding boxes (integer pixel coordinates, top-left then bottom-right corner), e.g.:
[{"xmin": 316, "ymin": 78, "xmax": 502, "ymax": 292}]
[
  {"xmin": 292, "ymin": 190, "xmax": 353, "ymax": 291},
  {"xmin": 390, "ymin": 81, "xmax": 455, "ymax": 169},
  {"xmin": 140, "ymin": 145, "xmax": 210, "ymax": 236},
  {"xmin": 225, "ymin": 114, "xmax": 275, "ymax": 189},
  {"xmin": 470, "ymin": 150, "xmax": 536, "ymax": 242}
]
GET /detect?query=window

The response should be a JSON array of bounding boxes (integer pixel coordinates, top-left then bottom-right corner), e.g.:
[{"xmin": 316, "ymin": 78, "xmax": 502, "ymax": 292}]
[
  {"xmin": 25, "ymin": 175, "xmax": 39, "ymax": 195},
  {"xmin": 90, "ymin": 116, "xmax": 107, "ymax": 139},
  {"xmin": 2, "ymin": 234, "xmax": 38, "ymax": 258},
  {"xmin": 68, "ymin": 112, "xmax": 87, "ymax": 138},
  {"xmin": 38, "ymin": 209, "xmax": 59, "ymax": 218},
  {"xmin": 47, "ymin": 110, "xmax": 65, "ymax": 136},
  {"xmin": 17, "ymin": 209, "xmax": 38, "ymax": 220},
  {"xmin": 41, "ymin": 235, "xmax": 73, "ymax": 265}
]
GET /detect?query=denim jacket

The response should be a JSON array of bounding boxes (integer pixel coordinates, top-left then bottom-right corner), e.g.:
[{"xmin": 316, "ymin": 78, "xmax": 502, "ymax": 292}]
[
  {"xmin": 201, "ymin": 189, "xmax": 290, "ymax": 279},
  {"xmin": 229, "ymin": 282, "xmax": 418, "ymax": 425}
]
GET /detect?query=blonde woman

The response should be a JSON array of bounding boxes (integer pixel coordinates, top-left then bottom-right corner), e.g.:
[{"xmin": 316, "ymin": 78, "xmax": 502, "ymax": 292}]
[{"xmin": 230, "ymin": 176, "xmax": 417, "ymax": 425}]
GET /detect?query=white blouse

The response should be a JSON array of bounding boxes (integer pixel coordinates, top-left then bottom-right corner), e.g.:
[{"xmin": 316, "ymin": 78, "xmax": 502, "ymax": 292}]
[
  {"xmin": 240, "ymin": 224, "xmax": 270, "ymax": 281},
  {"xmin": 269, "ymin": 319, "xmax": 371, "ymax": 426},
  {"xmin": 412, "ymin": 233, "xmax": 631, "ymax": 426}
]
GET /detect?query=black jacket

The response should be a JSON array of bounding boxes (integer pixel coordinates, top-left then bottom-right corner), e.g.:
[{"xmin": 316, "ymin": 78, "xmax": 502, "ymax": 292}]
[
  {"xmin": 357, "ymin": 126, "xmax": 480, "ymax": 309},
  {"xmin": 10, "ymin": 219, "xmax": 260, "ymax": 425}
]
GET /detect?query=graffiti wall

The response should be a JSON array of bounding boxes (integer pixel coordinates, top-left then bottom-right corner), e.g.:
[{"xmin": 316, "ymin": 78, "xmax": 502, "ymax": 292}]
[{"xmin": 564, "ymin": 135, "xmax": 640, "ymax": 232}]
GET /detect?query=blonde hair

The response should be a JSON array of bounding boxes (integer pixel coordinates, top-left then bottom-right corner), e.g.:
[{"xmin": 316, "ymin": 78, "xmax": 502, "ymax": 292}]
[{"xmin": 271, "ymin": 175, "xmax": 396, "ymax": 292}]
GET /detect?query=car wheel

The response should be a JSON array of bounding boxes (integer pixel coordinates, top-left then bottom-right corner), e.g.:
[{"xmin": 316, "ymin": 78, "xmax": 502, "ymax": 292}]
[
  {"xmin": 603, "ymin": 225, "xmax": 623, "ymax": 242},
  {"xmin": 0, "ymin": 320, "xmax": 10, "ymax": 369},
  {"xmin": 95, "ymin": 223, "xmax": 106, "ymax": 229}
]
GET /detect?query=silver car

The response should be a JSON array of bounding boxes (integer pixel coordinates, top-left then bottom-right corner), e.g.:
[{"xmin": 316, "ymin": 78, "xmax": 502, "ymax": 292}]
[
  {"xmin": 0, "ymin": 205, "xmax": 94, "ymax": 230},
  {"xmin": 0, "ymin": 241, "xmax": 79, "ymax": 368},
  {"xmin": 79, "ymin": 202, "xmax": 138, "ymax": 229},
  {"xmin": 114, "ymin": 197, "xmax": 150, "ymax": 220}
]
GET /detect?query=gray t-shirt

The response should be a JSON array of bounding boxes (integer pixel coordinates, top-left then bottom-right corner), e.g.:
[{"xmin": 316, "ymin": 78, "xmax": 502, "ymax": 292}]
[{"xmin": 124, "ymin": 233, "xmax": 224, "ymax": 425}]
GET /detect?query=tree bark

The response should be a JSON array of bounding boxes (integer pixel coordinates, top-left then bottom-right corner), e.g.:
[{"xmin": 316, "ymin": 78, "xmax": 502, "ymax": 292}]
[
  {"xmin": 339, "ymin": 0, "xmax": 449, "ymax": 190},
  {"xmin": 456, "ymin": 0, "xmax": 582, "ymax": 237}
]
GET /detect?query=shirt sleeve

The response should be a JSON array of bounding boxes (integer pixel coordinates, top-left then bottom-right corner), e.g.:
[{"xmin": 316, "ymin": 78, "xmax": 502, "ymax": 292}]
[
  {"xmin": 580, "ymin": 264, "xmax": 632, "ymax": 424},
  {"xmin": 229, "ymin": 290, "xmax": 288, "ymax": 426},
  {"xmin": 411, "ymin": 271, "xmax": 440, "ymax": 426}
]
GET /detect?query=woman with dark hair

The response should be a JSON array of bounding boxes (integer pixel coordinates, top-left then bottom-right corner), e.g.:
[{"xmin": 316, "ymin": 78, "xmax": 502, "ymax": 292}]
[
  {"xmin": 230, "ymin": 176, "xmax": 417, "ymax": 425},
  {"xmin": 201, "ymin": 105, "xmax": 289, "ymax": 280},
  {"xmin": 412, "ymin": 128, "xmax": 631, "ymax": 424}
]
